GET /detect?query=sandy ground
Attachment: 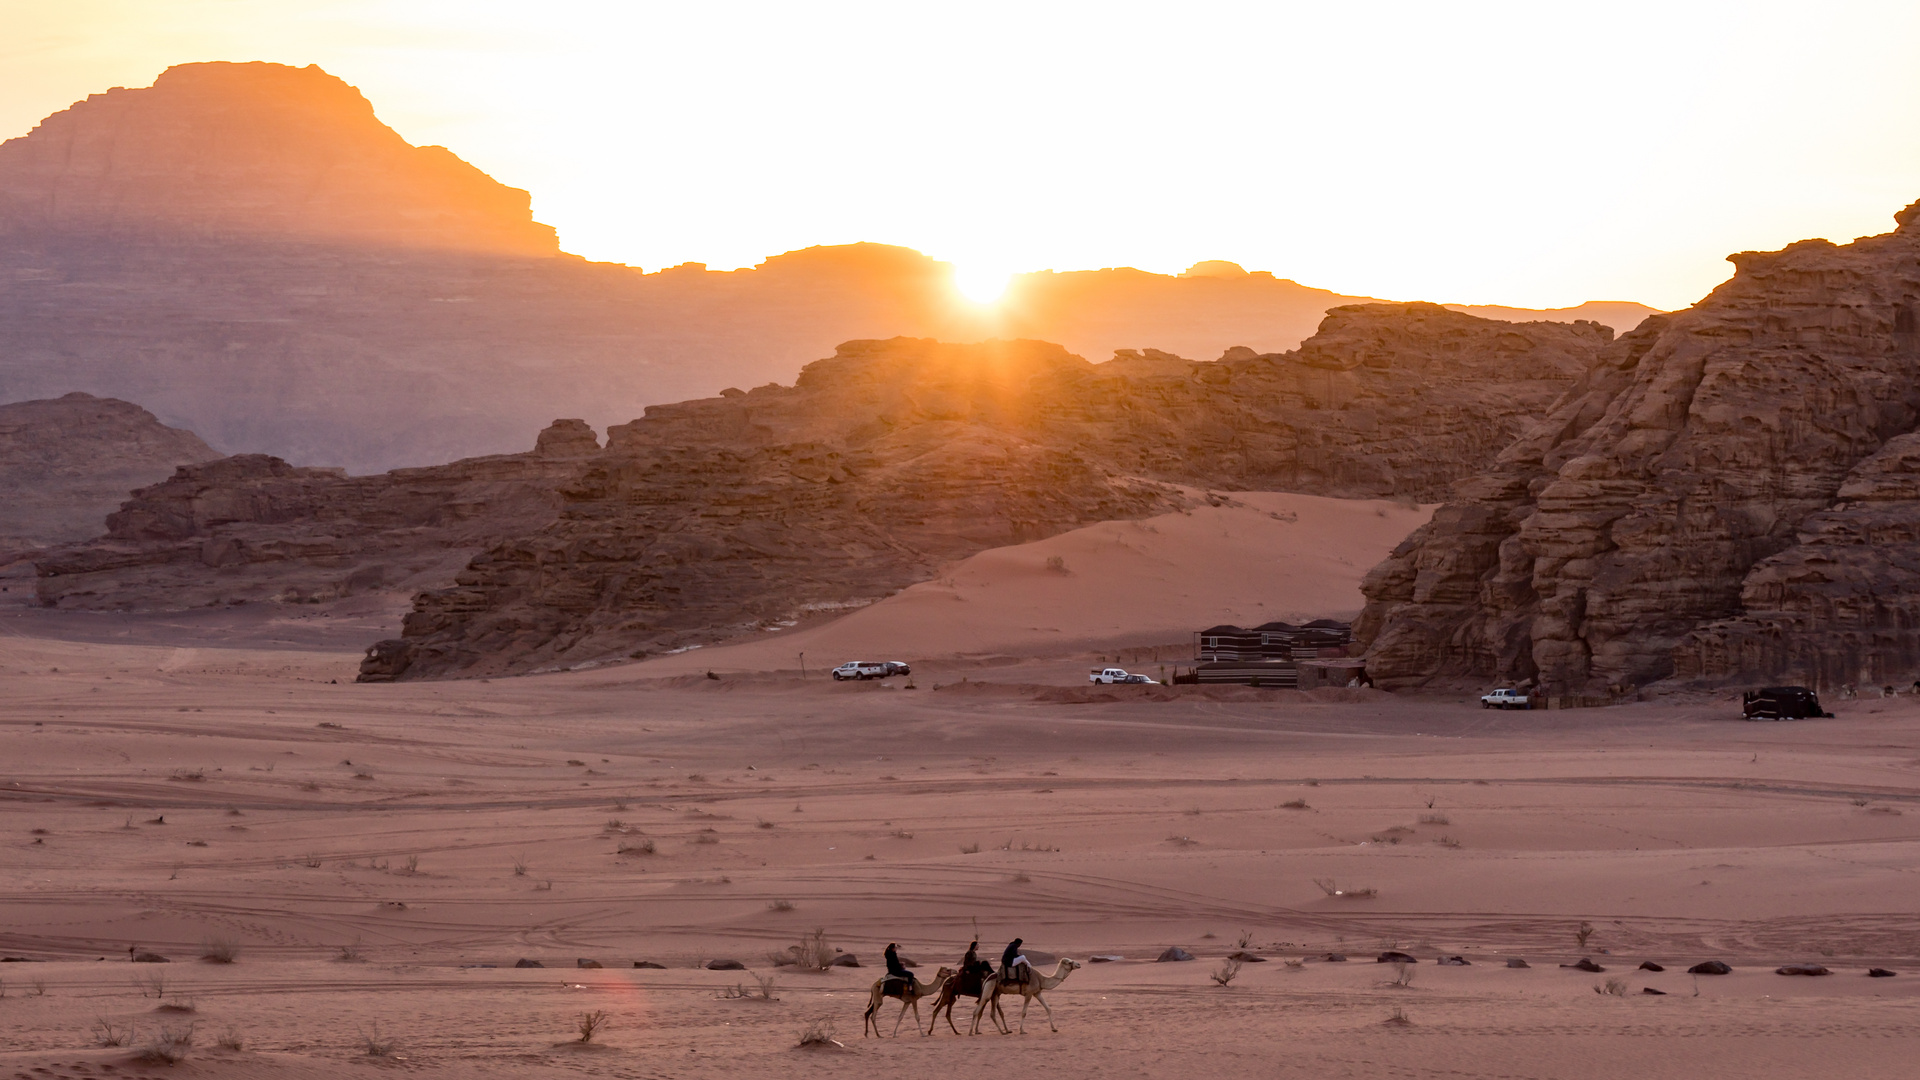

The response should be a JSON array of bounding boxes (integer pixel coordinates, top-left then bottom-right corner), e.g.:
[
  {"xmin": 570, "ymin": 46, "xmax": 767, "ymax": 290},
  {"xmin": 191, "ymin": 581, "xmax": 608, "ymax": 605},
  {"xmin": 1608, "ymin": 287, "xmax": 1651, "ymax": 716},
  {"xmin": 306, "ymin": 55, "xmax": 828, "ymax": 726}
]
[
  {"xmin": 620, "ymin": 491, "xmax": 1432, "ymax": 677},
  {"xmin": 2, "ymin": 621, "xmax": 1918, "ymax": 1078}
]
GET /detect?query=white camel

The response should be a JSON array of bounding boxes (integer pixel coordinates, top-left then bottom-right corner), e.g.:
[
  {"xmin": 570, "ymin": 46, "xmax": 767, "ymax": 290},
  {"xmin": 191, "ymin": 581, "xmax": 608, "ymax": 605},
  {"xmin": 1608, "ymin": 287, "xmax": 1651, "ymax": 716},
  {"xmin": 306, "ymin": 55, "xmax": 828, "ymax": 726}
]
[{"xmin": 970, "ymin": 958, "xmax": 1080, "ymax": 1034}]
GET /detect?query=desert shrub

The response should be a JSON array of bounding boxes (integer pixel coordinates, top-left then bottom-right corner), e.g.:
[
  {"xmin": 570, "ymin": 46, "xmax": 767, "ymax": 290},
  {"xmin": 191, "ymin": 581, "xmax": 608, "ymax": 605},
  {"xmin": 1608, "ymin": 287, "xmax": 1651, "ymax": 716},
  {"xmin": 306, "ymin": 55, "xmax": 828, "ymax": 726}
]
[
  {"xmin": 217, "ymin": 1025, "xmax": 244, "ymax": 1051},
  {"xmin": 1389, "ymin": 961, "xmax": 1415, "ymax": 988},
  {"xmin": 1419, "ymin": 813, "xmax": 1450, "ymax": 825},
  {"xmin": 138, "ymin": 1022, "xmax": 194, "ymax": 1065},
  {"xmin": 958, "ymin": 842, "xmax": 980, "ymax": 854},
  {"xmin": 1313, "ymin": 878, "xmax": 1378, "ymax": 899},
  {"xmin": 1384, "ymin": 1007, "xmax": 1411, "ymax": 1026},
  {"xmin": 576, "ymin": 1010, "xmax": 609, "ymax": 1043},
  {"xmin": 792, "ymin": 928, "xmax": 837, "ymax": 971},
  {"xmin": 1210, "ymin": 957, "xmax": 1244, "ymax": 986},
  {"xmin": 1596, "ymin": 977, "xmax": 1629, "ymax": 996},
  {"xmin": 135, "ymin": 970, "xmax": 168, "ymax": 998},
  {"xmin": 796, "ymin": 1016, "xmax": 841, "ymax": 1047},
  {"xmin": 201, "ymin": 935, "xmax": 241, "ymax": 963},
  {"xmin": 93, "ymin": 1018, "xmax": 133, "ymax": 1047},
  {"xmin": 336, "ymin": 940, "xmax": 363, "ymax": 962},
  {"xmin": 512, "ymin": 855, "xmax": 528, "ymax": 876},
  {"xmin": 619, "ymin": 839, "xmax": 656, "ymax": 856},
  {"xmin": 768, "ymin": 899, "xmax": 795, "ymax": 912},
  {"xmin": 1576, "ymin": 921, "xmax": 1595, "ymax": 950},
  {"xmin": 1280, "ymin": 799, "xmax": 1309, "ymax": 809},
  {"xmin": 362, "ymin": 1024, "xmax": 395, "ymax": 1056}
]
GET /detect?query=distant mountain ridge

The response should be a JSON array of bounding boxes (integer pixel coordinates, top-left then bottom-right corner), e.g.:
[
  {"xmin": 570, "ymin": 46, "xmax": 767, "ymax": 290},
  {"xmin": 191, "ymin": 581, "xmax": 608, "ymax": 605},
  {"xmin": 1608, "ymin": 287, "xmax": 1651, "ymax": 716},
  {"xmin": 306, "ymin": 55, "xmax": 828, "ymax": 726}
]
[{"xmin": 0, "ymin": 62, "xmax": 1659, "ymax": 474}]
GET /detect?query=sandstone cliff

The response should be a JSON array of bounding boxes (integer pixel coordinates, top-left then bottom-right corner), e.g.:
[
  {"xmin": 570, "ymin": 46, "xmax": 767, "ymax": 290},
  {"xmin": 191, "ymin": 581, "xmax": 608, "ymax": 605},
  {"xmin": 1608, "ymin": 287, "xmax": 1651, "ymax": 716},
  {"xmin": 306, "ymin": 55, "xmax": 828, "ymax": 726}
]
[
  {"xmin": 0, "ymin": 64, "xmax": 1654, "ymax": 474},
  {"xmin": 0, "ymin": 393, "xmax": 219, "ymax": 555},
  {"xmin": 363, "ymin": 313, "xmax": 1609, "ymax": 679},
  {"xmin": 34, "ymin": 421, "xmax": 598, "ymax": 612},
  {"xmin": 0, "ymin": 62, "xmax": 557, "ymax": 256},
  {"xmin": 1358, "ymin": 199, "xmax": 1920, "ymax": 694}
]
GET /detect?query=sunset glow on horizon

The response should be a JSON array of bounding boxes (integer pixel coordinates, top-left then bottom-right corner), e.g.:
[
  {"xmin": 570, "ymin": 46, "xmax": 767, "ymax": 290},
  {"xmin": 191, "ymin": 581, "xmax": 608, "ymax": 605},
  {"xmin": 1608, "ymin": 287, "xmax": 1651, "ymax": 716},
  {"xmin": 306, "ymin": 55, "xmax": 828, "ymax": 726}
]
[{"xmin": 8, "ymin": 1, "xmax": 1918, "ymax": 311}]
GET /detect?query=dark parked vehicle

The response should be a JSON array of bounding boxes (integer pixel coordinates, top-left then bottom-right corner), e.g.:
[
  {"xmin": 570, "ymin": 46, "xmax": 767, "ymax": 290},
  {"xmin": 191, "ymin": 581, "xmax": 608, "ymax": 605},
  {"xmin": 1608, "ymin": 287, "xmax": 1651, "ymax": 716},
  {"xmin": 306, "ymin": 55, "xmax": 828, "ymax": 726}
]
[{"xmin": 1742, "ymin": 686, "xmax": 1832, "ymax": 720}]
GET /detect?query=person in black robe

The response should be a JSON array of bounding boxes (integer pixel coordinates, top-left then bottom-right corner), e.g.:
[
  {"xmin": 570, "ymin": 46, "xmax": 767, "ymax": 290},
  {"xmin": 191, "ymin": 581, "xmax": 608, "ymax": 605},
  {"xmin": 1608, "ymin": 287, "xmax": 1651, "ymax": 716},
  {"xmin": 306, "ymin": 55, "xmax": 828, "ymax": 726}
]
[{"xmin": 883, "ymin": 942, "xmax": 914, "ymax": 994}]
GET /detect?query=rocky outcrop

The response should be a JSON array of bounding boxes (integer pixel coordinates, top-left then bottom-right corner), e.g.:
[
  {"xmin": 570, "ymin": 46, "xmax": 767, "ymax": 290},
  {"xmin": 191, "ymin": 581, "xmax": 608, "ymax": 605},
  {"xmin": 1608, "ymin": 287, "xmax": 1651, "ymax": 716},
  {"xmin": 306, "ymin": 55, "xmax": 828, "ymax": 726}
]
[
  {"xmin": 35, "ymin": 421, "xmax": 597, "ymax": 611},
  {"xmin": 1359, "ymin": 199, "xmax": 1920, "ymax": 693},
  {"xmin": 0, "ymin": 393, "xmax": 219, "ymax": 554},
  {"xmin": 0, "ymin": 62, "xmax": 557, "ymax": 256},
  {"xmin": 365, "ymin": 318, "xmax": 1609, "ymax": 679}
]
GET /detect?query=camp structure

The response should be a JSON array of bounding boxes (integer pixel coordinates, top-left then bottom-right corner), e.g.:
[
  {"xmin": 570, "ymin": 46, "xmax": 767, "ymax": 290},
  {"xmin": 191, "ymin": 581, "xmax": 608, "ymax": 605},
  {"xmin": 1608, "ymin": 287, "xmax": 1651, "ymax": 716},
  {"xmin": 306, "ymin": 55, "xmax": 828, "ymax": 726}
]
[{"xmin": 1177, "ymin": 620, "xmax": 1357, "ymax": 686}]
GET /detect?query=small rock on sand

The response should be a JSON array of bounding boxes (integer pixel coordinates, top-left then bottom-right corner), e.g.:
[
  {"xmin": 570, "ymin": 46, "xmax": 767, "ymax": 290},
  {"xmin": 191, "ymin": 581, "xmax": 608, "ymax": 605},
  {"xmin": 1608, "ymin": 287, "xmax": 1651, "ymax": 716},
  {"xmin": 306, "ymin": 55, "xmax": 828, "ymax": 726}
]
[
  {"xmin": 1376, "ymin": 951, "xmax": 1418, "ymax": 964},
  {"xmin": 1776, "ymin": 963, "xmax": 1830, "ymax": 976},
  {"xmin": 707, "ymin": 958, "xmax": 747, "ymax": 970},
  {"xmin": 1638, "ymin": 961, "xmax": 1665, "ymax": 971},
  {"xmin": 1321, "ymin": 953, "xmax": 1348, "ymax": 962},
  {"xmin": 514, "ymin": 958, "xmax": 543, "ymax": 968},
  {"xmin": 1642, "ymin": 987, "xmax": 1667, "ymax": 995},
  {"xmin": 1562, "ymin": 958, "xmax": 1604, "ymax": 972},
  {"xmin": 1226, "ymin": 951, "xmax": 1266, "ymax": 962},
  {"xmin": 828, "ymin": 954, "xmax": 859, "ymax": 967},
  {"xmin": 132, "ymin": 951, "xmax": 170, "ymax": 963},
  {"xmin": 576, "ymin": 959, "xmax": 603, "ymax": 969},
  {"xmin": 1688, "ymin": 961, "xmax": 1732, "ymax": 975},
  {"xmin": 632, "ymin": 961, "xmax": 665, "ymax": 969},
  {"xmin": 1868, "ymin": 968, "xmax": 1897, "ymax": 977},
  {"xmin": 1437, "ymin": 956, "xmax": 1470, "ymax": 966},
  {"xmin": 1506, "ymin": 958, "xmax": 1530, "ymax": 968},
  {"xmin": 1156, "ymin": 947, "xmax": 1195, "ymax": 962}
]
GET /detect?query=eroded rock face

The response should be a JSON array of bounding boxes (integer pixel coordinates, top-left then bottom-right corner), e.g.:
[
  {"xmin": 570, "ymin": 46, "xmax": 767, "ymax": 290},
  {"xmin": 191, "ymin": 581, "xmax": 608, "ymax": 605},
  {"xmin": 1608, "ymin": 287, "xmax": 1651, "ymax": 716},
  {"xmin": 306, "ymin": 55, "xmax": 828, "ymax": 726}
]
[
  {"xmin": 367, "ymin": 319, "xmax": 1608, "ymax": 679},
  {"xmin": 1359, "ymin": 199, "xmax": 1920, "ymax": 693},
  {"xmin": 0, "ymin": 393, "xmax": 219, "ymax": 554},
  {"xmin": 0, "ymin": 62, "xmax": 557, "ymax": 256},
  {"xmin": 34, "ymin": 421, "xmax": 595, "ymax": 611}
]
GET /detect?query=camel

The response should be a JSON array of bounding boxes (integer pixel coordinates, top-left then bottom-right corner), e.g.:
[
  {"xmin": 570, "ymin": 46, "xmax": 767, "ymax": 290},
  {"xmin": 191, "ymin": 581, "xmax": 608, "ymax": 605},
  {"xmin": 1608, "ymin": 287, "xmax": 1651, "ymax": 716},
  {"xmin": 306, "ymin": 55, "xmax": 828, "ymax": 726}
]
[
  {"xmin": 926, "ymin": 959, "xmax": 1009, "ymax": 1035},
  {"xmin": 863, "ymin": 966, "xmax": 954, "ymax": 1037},
  {"xmin": 969, "ymin": 958, "xmax": 1081, "ymax": 1034}
]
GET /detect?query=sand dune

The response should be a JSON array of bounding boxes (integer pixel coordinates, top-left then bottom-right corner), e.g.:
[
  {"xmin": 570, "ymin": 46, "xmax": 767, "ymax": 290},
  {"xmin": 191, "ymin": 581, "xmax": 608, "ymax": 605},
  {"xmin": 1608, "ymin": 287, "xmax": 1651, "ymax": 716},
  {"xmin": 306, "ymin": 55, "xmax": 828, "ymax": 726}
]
[{"xmin": 630, "ymin": 493, "xmax": 1431, "ymax": 677}]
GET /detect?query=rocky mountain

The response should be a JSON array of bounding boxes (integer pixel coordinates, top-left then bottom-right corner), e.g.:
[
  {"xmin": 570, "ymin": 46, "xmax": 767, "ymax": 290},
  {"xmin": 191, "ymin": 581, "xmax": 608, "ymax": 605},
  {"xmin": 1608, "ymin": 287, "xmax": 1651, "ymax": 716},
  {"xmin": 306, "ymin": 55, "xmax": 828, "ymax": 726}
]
[
  {"xmin": 0, "ymin": 63, "xmax": 1656, "ymax": 474},
  {"xmin": 356, "ymin": 307, "xmax": 1608, "ymax": 679},
  {"xmin": 1357, "ymin": 198, "xmax": 1920, "ymax": 696},
  {"xmin": 34, "ymin": 421, "xmax": 599, "ymax": 611},
  {"xmin": 0, "ymin": 393, "xmax": 219, "ymax": 555}
]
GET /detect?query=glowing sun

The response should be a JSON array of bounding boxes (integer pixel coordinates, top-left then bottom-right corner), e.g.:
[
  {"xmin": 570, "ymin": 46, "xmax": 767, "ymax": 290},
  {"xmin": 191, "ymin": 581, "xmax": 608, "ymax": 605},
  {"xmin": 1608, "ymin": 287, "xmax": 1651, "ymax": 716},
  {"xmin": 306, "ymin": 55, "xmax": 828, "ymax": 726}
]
[{"xmin": 953, "ymin": 264, "xmax": 1011, "ymax": 305}]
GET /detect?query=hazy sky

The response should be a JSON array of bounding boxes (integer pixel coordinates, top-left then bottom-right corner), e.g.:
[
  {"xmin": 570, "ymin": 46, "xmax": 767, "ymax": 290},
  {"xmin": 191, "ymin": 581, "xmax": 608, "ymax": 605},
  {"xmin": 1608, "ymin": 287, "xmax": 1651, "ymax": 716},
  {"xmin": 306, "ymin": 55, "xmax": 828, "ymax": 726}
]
[{"xmin": 5, "ymin": 0, "xmax": 1918, "ymax": 310}]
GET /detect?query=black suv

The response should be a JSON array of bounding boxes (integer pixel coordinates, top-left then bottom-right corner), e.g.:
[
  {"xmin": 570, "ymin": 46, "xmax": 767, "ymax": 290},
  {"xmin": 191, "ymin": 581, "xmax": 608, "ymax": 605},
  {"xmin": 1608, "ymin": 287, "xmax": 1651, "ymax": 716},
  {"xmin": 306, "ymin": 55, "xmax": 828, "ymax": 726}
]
[{"xmin": 1741, "ymin": 686, "xmax": 1832, "ymax": 720}]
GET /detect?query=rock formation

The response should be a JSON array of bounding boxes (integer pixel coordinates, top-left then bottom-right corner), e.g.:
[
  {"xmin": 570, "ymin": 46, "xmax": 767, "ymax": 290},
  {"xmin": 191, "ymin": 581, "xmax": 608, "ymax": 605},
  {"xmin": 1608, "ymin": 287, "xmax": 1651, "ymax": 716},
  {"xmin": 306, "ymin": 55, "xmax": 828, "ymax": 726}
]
[
  {"xmin": 35, "ymin": 421, "xmax": 599, "ymax": 611},
  {"xmin": 1358, "ymin": 199, "xmax": 1920, "ymax": 694},
  {"xmin": 363, "ymin": 315, "xmax": 1609, "ymax": 679},
  {"xmin": 0, "ymin": 62, "xmax": 557, "ymax": 255},
  {"xmin": 0, "ymin": 393, "xmax": 219, "ymax": 555},
  {"xmin": 0, "ymin": 63, "xmax": 1656, "ymax": 474}
]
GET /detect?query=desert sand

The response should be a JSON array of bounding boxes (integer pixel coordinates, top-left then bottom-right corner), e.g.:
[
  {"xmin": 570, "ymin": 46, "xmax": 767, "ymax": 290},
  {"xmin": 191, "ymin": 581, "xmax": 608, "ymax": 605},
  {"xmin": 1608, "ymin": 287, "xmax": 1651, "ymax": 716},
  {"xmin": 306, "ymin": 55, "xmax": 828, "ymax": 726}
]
[{"xmin": 3, "ymin": 506, "xmax": 1918, "ymax": 1078}]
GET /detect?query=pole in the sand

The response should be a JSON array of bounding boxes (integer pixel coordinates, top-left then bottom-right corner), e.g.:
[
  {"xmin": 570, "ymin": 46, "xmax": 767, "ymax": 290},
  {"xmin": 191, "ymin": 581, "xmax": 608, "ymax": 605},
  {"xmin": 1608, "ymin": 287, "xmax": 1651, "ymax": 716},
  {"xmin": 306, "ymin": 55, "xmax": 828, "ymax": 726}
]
[{"xmin": 799, "ymin": 652, "xmax": 806, "ymax": 679}]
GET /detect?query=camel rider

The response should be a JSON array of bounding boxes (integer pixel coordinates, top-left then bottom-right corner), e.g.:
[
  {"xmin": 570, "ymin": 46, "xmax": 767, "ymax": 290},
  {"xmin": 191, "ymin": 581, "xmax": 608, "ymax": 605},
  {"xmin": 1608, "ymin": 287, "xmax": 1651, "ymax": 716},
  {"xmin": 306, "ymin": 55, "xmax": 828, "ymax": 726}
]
[
  {"xmin": 883, "ymin": 942, "xmax": 915, "ymax": 994},
  {"xmin": 1000, "ymin": 937, "xmax": 1030, "ymax": 985},
  {"xmin": 959, "ymin": 939, "xmax": 991, "ymax": 993}
]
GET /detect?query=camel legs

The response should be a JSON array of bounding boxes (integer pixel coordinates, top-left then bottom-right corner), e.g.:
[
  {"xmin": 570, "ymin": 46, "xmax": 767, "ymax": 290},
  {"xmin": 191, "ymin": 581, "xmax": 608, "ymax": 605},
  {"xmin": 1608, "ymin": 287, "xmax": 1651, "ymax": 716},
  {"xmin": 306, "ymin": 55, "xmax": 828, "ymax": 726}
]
[
  {"xmin": 862, "ymin": 990, "xmax": 882, "ymax": 1038},
  {"xmin": 890, "ymin": 997, "xmax": 923, "ymax": 1037},
  {"xmin": 1033, "ymin": 991, "xmax": 1057, "ymax": 1032}
]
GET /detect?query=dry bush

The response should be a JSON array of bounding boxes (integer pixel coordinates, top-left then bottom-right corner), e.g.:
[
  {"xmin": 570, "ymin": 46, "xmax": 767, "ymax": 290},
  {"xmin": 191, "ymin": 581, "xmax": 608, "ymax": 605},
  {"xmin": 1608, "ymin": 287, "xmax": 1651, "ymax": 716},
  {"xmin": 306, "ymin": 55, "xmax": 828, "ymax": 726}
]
[
  {"xmin": 1576, "ymin": 921, "xmax": 1595, "ymax": 950},
  {"xmin": 795, "ymin": 1015, "xmax": 842, "ymax": 1048},
  {"xmin": 1435, "ymin": 835, "xmax": 1462, "ymax": 848},
  {"xmin": 511, "ymin": 855, "xmax": 529, "ymax": 876},
  {"xmin": 1044, "ymin": 555, "xmax": 1068, "ymax": 574},
  {"xmin": 1418, "ymin": 813, "xmax": 1450, "ymax": 826},
  {"xmin": 1280, "ymin": 798, "xmax": 1309, "ymax": 809},
  {"xmin": 29, "ymin": 976, "xmax": 46, "ymax": 996},
  {"xmin": 1389, "ymin": 961, "xmax": 1415, "ymax": 988},
  {"xmin": 201, "ymin": 935, "xmax": 241, "ymax": 963},
  {"xmin": 958, "ymin": 842, "xmax": 980, "ymax": 854},
  {"xmin": 1210, "ymin": 957, "xmax": 1244, "ymax": 986},
  {"xmin": 618, "ymin": 838, "xmax": 656, "ymax": 856},
  {"xmin": 402, "ymin": 854, "xmax": 419, "ymax": 874},
  {"xmin": 135, "ymin": 969, "xmax": 168, "ymax": 998},
  {"xmin": 138, "ymin": 1021, "xmax": 195, "ymax": 1065},
  {"xmin": 768, "ymin": 899, "xmax": 796, "ymax": 912},
  {"xmin": 1235, "ymin": 931, "xmax": 1255, "ymax": 949},
  {"xmin": 336, "ymin": 940, "xmax": 363, "ymax": 962},
  {"xmin": 93, "ymin": 1018, "xmax": 133, "ymax": 1047},
  {"xmin": 1594, "ymin": 977, "xmax": 1629, "ymax": 996},
  {"xmin": 299, "ymin": 853, "xmax": 323, "ymax": 868},
  {"xmin": 1283, "ymin": 957, "xmax": 1306, "ymax": 969},
  {"xmin": 217, "ymin": 1024, "xmax": 244, "ymax": 1051},
  {"xmin": 157, "ymin": 995, "xmax": 197, "ymax": 1013},
  {"xmin": 1384, "ymin": 1007, "xmax": 1412, "ymax": 1026},
  {"xmin": 362, "ymin": 1024, "xmax": 395, "ymax": 1056},
  {"xmin": 1011, "ymin": 870, "xmax": 1032, "ymax": 883},
  {"xmin": 889, "ymin": 828, "xmax": 914, "ymax": 839},
  {"xmin": 757, "ymin": 819, "xmax": 776, "ymax": 829},
  {"xmin": 792, "ymin": 929, "xmax": 837, "ymax": 971},
  {"xmin": 576, "ymin": 1010, "xmax": 609, "ymax": 1043},
  {"xmin": 1313, "ymin": 878, "xmax": 1378, "ymax": 899}
]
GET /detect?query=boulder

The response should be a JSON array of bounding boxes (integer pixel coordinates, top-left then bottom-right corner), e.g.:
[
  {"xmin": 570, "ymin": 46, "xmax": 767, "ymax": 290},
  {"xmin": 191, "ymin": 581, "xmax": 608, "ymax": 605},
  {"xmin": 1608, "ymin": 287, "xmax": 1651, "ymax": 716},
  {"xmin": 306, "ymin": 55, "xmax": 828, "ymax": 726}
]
[
  {"xmin": 1505, "ymin": 958, "xmax": 1530, "ymax": 969},
  {"xmin": 1688, "ymin": 961, "xmax": 1732, "ymax": 975},
  {"xmin": 631, "ymin": 961, "xmax": 665, "ymax": 969},
  {"xmin": 1437, "ymin": 955, "xmax": 1470, "ymax": 966},
  {"xmin": 1868, "ymin": 968, "xmax": 1897, "ymax": 978},
  {"xmin": 575, "ymin": 959, "xmax": 603, "ymax": 969},
  {"xmin": 131, "ymin": 951, "xmax": 170, "ymax": 963},
  {"xmin": 1642, "ymin": 987, "xmax": 1667, "ymax": 995},
  {"xmin": 1226, "ymin": 951, "xmax": 1266, "ymax": 963},
  {"xmin": 1376, "ymin": 951, "xmax": 1418, "ymax": 964},
  {"xmin": 1562, "ymin": 958, "xmax": 1604, "ymax": 972},
  {"xmin": 1321, "ymin": 953, "xmax": 1348, "ymax": 962},
  {"xmin": 828, "ymin": 954, "xmax": 860, "ymax": 968},
  {"xmin": 514, "ymin": 958, "xmax": 543, "ymax": 968},
  {"xmin": 1776, "ymin": 964, "xmax": 1830, "ymax": 976},
  {"xmin": 1638, "ymin": 961, "xmax": 1665, "ymax": 972},
  {"xmin": 706, "ymin": 958, "xmax": 747, "ymax": 971},
  {"xmin": 1156, "ymin": 947, "xmax": 1196, "ymax": 962}
]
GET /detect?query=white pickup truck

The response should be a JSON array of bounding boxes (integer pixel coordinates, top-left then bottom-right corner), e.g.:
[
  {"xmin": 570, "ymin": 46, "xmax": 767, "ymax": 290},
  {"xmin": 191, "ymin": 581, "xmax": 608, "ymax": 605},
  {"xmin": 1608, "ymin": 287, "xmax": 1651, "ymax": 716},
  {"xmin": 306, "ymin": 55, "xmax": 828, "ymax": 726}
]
[
  {"xmin": 1481, "ymin": 688, "xmax": 1530, "ymax": 709},
  {"xmin": 1090, "ymin": 667, "xmax": 1155, "ymax": 685}
]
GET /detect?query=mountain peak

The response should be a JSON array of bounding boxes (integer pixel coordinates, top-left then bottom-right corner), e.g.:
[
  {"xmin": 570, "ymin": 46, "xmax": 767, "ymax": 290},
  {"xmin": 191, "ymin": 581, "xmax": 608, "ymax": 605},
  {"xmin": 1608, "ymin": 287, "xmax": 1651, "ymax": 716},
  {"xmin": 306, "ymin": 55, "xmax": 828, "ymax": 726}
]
[{"xmin": 0, "ymin": 61, "xmax": 557, "ymax": 256}]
